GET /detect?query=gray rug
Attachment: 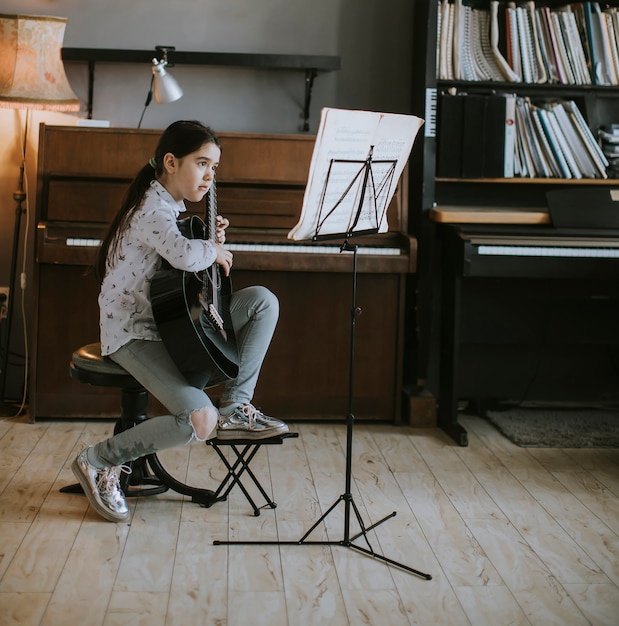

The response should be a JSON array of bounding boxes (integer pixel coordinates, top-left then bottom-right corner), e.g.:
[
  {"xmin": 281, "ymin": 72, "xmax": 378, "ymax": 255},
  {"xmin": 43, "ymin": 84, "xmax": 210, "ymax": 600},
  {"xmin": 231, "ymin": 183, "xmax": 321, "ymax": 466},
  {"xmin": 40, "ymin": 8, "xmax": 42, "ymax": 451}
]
[{"xmin": 485, "ymin": 407, "xmax": 619, "ymax": 448}]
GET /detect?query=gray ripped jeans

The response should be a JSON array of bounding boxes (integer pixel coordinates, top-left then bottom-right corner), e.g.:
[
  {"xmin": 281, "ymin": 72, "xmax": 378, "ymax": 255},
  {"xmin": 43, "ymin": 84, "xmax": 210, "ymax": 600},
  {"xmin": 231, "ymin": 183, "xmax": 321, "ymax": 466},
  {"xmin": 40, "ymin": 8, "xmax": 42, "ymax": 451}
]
[{"xmin": 91, "ymin": 285, "xmax": 278, "ymax": 467}]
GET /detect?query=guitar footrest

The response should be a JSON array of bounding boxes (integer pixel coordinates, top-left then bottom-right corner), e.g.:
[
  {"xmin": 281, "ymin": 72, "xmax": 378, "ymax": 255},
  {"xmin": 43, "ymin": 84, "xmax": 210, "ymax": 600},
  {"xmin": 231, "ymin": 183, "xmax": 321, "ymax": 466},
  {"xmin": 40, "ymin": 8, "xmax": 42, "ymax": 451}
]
[{"xmin": 206, "ymin": 432, "xmax": 299, "ymax": 516}]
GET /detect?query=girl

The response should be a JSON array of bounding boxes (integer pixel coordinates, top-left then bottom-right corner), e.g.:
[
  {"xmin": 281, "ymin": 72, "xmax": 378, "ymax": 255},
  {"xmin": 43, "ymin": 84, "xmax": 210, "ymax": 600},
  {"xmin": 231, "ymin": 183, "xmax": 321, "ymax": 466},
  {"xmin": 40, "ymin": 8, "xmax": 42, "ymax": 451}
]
[{"xmin": 72, "ymin": 120, "xmax": 288, "ymax": 523}]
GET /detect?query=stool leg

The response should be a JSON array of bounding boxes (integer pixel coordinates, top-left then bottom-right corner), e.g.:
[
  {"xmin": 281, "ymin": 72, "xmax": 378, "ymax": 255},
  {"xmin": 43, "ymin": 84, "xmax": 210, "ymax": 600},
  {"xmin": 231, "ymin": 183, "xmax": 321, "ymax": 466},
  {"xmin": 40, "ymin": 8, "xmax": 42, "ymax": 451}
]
[{"xmin": 114, "ymin": 388, "xmax": 168, "ymax": 497}]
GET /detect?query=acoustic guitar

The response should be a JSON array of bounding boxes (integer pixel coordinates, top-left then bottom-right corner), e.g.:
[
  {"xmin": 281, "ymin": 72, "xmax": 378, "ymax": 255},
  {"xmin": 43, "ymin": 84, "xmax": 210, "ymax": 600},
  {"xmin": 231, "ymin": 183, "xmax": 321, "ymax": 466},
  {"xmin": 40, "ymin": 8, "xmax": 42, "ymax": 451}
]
[{"xmin": 150, "ymin": 181, "xmax": 239, "ymax": 379}]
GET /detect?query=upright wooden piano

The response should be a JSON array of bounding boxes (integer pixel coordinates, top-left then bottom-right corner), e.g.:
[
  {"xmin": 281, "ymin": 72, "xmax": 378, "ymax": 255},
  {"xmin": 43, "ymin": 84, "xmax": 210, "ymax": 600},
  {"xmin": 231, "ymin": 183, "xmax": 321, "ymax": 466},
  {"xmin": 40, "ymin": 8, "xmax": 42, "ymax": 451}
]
[{"xmin": 32, "ymin": 125, "xmax": 416, "ymax": 422}]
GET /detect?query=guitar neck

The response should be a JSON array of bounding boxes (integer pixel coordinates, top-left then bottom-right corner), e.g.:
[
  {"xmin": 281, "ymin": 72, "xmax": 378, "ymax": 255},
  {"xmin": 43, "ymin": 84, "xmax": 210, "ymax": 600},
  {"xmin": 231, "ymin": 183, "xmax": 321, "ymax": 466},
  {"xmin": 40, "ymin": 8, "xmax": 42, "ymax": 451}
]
[{"xmin": 204, "ymin": 179, "xmax": 218, "ymax": 239}]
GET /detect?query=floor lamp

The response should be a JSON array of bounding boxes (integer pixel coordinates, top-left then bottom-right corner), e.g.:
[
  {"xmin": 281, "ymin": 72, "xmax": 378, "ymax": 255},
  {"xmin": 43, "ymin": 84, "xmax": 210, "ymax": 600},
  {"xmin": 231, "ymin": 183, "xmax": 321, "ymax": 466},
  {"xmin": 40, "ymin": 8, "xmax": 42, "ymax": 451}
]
[{"xmin": 0, "ymin": 14, "xmax": 80, "ymax": 415}]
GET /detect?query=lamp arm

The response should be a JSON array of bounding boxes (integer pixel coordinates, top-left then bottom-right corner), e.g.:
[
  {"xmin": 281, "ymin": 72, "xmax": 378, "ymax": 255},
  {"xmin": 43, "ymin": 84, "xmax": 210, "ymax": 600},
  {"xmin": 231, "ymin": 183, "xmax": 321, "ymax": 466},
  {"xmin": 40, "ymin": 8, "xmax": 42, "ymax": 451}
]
[{"xmin": 138, "ymin": 74, "xmax": 155, "ymax": 129}]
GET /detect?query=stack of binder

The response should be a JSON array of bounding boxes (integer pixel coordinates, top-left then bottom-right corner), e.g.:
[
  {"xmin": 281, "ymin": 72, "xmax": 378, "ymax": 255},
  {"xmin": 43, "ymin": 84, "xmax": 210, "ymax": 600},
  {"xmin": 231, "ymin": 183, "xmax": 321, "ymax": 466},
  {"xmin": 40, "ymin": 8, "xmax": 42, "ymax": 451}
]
[{"xmin": 437, "ymin": 92, "xmax": 516, "ymax": 178}]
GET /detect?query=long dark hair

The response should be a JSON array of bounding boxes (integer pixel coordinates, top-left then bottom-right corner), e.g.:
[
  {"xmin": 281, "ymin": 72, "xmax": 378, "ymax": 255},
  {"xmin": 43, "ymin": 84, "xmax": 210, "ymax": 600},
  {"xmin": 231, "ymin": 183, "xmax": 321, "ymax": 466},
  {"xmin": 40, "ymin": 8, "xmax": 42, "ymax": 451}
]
[{"xmin": 95, "ymin": 120, "xmax": 222, "ymax": 281}]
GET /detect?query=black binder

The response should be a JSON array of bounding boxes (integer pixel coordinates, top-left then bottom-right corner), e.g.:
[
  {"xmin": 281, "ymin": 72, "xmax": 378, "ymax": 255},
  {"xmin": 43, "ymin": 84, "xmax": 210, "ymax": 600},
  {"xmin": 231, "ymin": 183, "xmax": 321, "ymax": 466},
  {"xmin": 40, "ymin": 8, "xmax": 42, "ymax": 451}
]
[
  {"xmin": 484, "ymin": 94, "xmax": 515, "ymax": 178},
  {"xmin": 461, "ymin": 94, "xmax": 487, "ymax": 178},
  {"xmin": 437, "ymin": 93, "xmax": 465, "ymax": 178}
]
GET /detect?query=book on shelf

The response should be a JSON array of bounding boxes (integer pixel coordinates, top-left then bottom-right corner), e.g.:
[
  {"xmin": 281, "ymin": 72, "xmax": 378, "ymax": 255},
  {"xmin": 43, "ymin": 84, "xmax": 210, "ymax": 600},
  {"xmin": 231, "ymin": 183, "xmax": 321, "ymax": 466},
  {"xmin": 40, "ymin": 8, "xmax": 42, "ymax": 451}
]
[
  {"xmin": 551, "ymin": 102, "xmax": 597, "ymax": 177},
  {"xmin": 594, "ymin": 1, "xmax": 619, "ymax": 84},
  {"xmin": 565, "ymin": 100, "xmax": 610, "ymax": 177},
  {"xmin": 506, "ymin": 3, "xmax": 523, "ymax": 79},
  {"xmin": 535, "ymin": 106, "xmax": 573, "ymax": 178},
  {"xmin": 583, "ymin": 2, "xmax": 603, "ymax": 84},
  {"xmin": 454, "ymin": 0, "xmax": 473, "ymax": 79},
  {"xmin": 605, "ymin": 8, "xmax": 619, "ymax": 82},
  {"xmin": 534, "ymin": 6, "xmax": 559, "ymax": 82},
  {"xmin": 473, "ymin": 6, "xmax": 508, "ymax": 81},
  {"xmin": 516, "ymin": 5, "xmax": 535, "ymax": 82},
  {"xmin": 439, "ymin": 0, "xmax": 456, "ymax": 80},
  {"xmin": 516, "ymin": 97, "xmax": 552, "ymax": 177},
  {"xmin": 528, "ymin": 1, "xmax": 548, "ymax": 83},
  {"xmin": 550, "ymin": 10, "xmax": 577, "ymax": 83},
  {"xmin": 530, "ymin": 105, "xmax": 563, "ymax": 177},
  {"xmin": 490, "ymin": 1, "xmax": 521, "ymax": 81},
  {"xmin": 514, "ymin": 101, "xmax": 536, "ymax": 176},
  {"xmin": 559, "ymin": 8, "xmax": 592, "ymax": 84}
]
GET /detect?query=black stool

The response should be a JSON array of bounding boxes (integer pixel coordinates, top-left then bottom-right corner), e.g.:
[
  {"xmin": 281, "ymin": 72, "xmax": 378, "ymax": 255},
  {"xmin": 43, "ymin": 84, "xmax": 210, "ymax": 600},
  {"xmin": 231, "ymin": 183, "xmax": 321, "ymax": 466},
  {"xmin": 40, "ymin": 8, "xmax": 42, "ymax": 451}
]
[
  {"xmin": 207, "ymin": 432, "xmax": 299, "ymax": 516},
  {"xmin": 62, "ymin": 342, "xmax": 220, "ymax": 507}
]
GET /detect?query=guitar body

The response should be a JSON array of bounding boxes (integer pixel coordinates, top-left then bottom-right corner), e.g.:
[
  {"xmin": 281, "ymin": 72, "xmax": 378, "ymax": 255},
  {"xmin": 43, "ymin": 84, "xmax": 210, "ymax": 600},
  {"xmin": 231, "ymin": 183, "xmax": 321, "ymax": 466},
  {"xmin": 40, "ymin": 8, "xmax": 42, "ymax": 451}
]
[{"xmin": 151, "ymin": 190, "xmax": 239, "ymax": 379}]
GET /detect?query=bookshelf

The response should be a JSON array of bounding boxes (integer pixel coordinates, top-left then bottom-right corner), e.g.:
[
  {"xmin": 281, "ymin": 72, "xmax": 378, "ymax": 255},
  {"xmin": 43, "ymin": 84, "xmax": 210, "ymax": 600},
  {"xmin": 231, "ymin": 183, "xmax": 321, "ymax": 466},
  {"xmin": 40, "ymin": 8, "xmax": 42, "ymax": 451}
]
[
  {"xmin": 408, "ymin": 0, "xmax": 619, "ymax": 444},
  {"xmin": 413, "ymin": 1, "xmax": 619, "ymax": 218}
]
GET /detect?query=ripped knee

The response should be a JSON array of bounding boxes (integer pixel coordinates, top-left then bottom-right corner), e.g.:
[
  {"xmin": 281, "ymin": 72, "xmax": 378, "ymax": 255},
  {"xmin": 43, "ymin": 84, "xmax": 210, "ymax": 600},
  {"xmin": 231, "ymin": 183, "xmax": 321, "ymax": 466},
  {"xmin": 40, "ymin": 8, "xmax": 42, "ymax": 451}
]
[{"xmin": 189, "ymin": 406, "xmax": 219, "ymax": 441}]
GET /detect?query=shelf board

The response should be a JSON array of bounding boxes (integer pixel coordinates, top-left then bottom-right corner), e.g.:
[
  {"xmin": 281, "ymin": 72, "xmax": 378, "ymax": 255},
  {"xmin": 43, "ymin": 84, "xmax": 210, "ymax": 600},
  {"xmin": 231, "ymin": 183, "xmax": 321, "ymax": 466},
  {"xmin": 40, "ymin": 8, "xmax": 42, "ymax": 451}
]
[
  {"xmin": 62, "ymin": 47, "xmax": 341, "ymax": 71},
  {"xmin": 62, "ymin": 47, "xmax": 341, "ymax": 130},
  {"xmin": 436, "ymin": 79, "xmax": 618, "ymax": 95},
  {"xmin": 436, "ymin": 177, "xmax": 618, "ymax": 185},
  {"xmin": 430, "ymin": 205, "xmax": 550, "ymax": 224}
]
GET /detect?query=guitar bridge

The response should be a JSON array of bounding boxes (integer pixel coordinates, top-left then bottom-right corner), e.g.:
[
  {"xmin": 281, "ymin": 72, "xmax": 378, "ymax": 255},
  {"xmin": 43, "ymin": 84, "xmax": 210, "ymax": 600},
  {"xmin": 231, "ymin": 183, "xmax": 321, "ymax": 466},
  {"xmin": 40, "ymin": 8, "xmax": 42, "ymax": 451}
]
[{"xmin": 206, "ymin": 304, "xmax": 228, "ymax": 340}]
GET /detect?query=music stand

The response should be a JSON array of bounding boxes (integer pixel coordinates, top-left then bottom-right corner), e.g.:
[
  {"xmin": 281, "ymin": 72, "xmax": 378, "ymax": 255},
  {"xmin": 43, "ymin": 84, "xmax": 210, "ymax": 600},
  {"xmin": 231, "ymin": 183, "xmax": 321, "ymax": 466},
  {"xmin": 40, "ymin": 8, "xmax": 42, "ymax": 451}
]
[{"xmin": 215, "ymin": 145, "xmax": 431, "ymax": 580}]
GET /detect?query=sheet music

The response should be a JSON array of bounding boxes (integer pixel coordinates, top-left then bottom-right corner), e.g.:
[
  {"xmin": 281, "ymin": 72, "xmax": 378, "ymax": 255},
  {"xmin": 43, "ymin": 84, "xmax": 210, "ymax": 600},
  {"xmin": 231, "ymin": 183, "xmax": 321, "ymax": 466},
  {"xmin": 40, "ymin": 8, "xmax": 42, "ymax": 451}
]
[{"xmin": 288, "ymin": 107, "xmax": 424, "ymax": 241}]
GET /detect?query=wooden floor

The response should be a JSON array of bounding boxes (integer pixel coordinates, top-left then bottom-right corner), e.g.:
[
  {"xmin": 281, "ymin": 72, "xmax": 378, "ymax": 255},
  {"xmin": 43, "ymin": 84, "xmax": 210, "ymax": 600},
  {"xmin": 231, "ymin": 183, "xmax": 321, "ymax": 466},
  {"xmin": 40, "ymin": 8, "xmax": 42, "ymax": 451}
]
[{"xmin": 1, "ymin": 413, "xmax": 618, "ymax": 625}]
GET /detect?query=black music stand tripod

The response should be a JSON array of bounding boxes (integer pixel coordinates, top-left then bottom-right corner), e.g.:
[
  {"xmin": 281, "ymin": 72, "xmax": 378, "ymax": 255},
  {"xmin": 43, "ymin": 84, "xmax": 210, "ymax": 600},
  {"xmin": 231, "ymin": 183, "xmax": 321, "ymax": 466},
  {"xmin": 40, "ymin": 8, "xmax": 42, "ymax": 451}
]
[{"xmin": 214, "ymin": 148, "xmax": 432, "ymax": 580}]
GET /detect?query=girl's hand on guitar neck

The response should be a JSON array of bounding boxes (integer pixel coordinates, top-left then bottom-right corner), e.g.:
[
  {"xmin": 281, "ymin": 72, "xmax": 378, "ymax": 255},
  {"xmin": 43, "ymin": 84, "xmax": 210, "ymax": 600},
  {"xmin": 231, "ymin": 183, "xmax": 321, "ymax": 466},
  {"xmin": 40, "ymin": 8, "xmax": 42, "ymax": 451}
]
[
  {"xmin": 213, "ymin": 215, "xmax": 232, "ymax": 275},
  {"xmin": 214, "ymin": 212, "xmax": 232, "ymax": 276},
  {"xmin": 216, "ymin": 215, "xmax": 229, "ymax": 244}
]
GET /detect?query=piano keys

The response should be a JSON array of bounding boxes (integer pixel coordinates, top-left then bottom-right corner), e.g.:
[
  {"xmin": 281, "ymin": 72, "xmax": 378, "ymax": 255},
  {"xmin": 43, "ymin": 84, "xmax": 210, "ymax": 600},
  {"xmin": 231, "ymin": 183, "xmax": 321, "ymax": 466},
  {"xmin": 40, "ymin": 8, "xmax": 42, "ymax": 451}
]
[
  {"xmin": 63, "ymin": 238, "xmax": 403, "ymax": 254},
  {"xmin": 477, "ymin": 243, "xmax": 619, "ymax": 258},
  {"xmin": 31, "ymin": 125, "xmax": 415, "ymax": 423},
  {"xmin": 444, "ymin": 225, "xmax": 619, "ymax": 279},
  {"xmin": 40, "ymin": 227, "xmax": 413, "ymax": 273},
  {"xmin": 424, "ymin": 87, "xmax": 437, "ymax": 138}
]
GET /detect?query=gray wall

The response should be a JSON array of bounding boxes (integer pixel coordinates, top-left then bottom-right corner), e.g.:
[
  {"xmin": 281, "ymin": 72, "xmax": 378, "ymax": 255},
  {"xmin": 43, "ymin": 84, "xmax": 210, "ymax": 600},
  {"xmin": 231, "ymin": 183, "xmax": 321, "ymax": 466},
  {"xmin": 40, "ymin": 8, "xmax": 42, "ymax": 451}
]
[
  {"xmin": 1, "ymin": 0, "xmax": 413, "ymax": 133},
  {"xmin": 0, "ymin": 0, "xmax": 414, "ymax": 400}
]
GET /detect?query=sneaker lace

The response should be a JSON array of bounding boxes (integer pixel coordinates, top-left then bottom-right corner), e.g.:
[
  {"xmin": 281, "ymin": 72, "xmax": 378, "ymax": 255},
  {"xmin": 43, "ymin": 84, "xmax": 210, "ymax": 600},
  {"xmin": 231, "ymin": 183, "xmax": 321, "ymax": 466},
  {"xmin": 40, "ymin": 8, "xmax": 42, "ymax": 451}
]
[
  {"xmin": 239, "ymin": 403, "xmax": 258, "ymax": 427},
  {"xmin": 96, "ymin": 465, "xmax": 131, "ymax": 496}
]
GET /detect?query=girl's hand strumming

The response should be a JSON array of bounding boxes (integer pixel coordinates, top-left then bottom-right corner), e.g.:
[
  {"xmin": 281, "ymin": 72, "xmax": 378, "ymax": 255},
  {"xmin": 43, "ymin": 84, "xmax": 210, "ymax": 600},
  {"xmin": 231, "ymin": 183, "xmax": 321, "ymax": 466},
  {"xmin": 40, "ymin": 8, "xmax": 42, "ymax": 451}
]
[{"xmin": 213, "ymin": 242, "xmax": 233, "ymax": 276}]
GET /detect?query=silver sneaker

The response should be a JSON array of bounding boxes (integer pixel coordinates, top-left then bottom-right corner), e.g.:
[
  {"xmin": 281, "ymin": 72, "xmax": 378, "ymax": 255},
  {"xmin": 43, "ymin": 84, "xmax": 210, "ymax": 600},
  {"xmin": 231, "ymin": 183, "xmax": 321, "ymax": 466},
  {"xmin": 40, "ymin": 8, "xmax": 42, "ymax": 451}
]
[
  {"xmin": 217, "ymin": 404, "xmax": 289, "ymax": 440},
  {"xmin": 71, "ymin": 447, "xmax": 130, "ymax": 522}
]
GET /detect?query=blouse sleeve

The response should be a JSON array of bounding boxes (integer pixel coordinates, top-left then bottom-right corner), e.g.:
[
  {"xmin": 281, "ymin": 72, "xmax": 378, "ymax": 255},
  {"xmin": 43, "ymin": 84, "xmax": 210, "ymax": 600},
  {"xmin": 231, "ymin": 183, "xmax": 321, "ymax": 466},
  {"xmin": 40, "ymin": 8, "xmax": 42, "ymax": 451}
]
[{"xmin": 134, "ymin": 206, "xmax": 218, "ymax": 271}]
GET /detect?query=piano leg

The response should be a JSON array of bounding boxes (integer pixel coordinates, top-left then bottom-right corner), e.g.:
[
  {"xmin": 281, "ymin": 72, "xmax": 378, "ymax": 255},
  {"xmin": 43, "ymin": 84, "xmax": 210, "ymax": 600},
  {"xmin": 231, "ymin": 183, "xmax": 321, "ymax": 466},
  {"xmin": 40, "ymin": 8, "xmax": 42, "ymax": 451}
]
[{"xmin": 438, "ymin": 260, "xmax": 469, "ymax": 447}]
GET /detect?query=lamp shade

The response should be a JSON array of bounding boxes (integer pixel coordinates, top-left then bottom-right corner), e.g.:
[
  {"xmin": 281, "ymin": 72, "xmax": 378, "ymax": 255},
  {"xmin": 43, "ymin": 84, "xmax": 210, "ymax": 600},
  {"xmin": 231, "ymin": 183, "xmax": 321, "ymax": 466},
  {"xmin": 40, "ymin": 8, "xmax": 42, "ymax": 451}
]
[
  {"xmin": 0, "ymin": 13, "xmax": 79, "ymax": 111},
  {"xmin": 152, "ymin": 58, "xmax": 183, "ymax": 104}
]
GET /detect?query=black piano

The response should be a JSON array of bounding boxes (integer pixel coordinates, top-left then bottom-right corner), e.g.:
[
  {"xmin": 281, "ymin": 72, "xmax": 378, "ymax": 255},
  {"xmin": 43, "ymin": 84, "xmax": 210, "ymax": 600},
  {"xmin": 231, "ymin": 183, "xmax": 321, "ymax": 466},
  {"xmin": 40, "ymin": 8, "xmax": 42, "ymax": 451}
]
[{"xmin": 436, "ymin": 222, "xmax": 619, "ymax": 446}]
